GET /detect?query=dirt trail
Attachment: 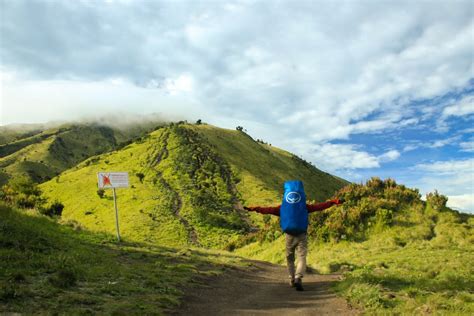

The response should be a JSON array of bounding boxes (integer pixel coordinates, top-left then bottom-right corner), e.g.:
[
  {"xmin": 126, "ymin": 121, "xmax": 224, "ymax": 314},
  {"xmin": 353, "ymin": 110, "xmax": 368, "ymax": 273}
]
[{"xmin": 174, "ymin": 260, "xmax": 358, "ymax": 316}]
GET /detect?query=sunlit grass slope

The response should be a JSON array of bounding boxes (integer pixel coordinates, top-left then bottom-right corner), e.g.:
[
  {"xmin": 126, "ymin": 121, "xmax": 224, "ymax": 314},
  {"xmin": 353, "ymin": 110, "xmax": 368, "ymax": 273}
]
[
  {"xmin": 237, "ymin": 179, "xmax": 474, "ymax": 315},
  {"xmin": 0, "ymin": 203, "xmax": 245, "ymax": 315},
  {"xmin": 190, "ymin": 124, "xmax": 347, "ymax": 206},
  {"xmin": 40, "ymin": 123, "xmax": 347, "ymax": 249}
]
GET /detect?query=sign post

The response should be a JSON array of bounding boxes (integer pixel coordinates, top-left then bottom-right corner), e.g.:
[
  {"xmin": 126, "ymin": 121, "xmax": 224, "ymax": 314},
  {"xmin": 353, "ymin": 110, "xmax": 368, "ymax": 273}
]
[
  {"xmin": 98, "ymin": 172, "xmax": 129, "ymax": 242},
  {"xmin": 112, "ymin": 188, "xmax": 120, "ymax": 242}
]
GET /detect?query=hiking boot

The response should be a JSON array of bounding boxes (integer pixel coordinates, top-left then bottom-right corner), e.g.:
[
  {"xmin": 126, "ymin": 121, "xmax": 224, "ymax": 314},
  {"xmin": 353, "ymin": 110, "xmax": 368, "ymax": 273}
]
[
  {"xmin": 289, "ymin": 278, "xmax": 295, "ymax": 287},
  {"xmin": 294, "ymin": 278, "xmax": 304, "ymax": 291}
]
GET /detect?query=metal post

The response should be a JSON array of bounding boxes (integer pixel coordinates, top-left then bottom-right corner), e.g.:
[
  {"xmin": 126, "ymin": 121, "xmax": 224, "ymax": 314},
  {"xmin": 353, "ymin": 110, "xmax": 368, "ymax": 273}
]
[{"xmin": 113, "ymin": 188, "xmax": 121, "ymax": 242}]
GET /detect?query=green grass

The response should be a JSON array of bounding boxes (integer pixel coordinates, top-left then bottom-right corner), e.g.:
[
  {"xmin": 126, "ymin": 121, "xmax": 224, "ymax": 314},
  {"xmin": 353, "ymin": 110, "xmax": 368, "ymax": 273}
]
[
  {"xmin": 0, "ymin": 124, "xmax": 45, "ymax": 146},
  {"xmin": 190, "ymin": 124, "xmax": 347, "ymax": 206},
  {"xmin": 235, "ymin": 182, "xmax": 474, "ymax": 315},
  {"xmin": 0, "ymin": 123, "xmax": 163, "ymax": 185},
  {"xmin": 0, "ymin": 203, "xmax": 247, "ymax": 315},
  {"xmin": 39, "ymin": 123, "xmax": 347, "ymax": 249},
  {"xmin": 9, "ymin": 121, "xmax": 471, "ymax": 314}
]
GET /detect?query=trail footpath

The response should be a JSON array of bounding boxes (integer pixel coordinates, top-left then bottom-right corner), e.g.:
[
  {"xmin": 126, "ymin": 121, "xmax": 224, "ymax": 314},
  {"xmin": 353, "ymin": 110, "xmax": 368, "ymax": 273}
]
[{"xmin": 175, "ymin": 260, "xmax": 358, "ymax": 316}]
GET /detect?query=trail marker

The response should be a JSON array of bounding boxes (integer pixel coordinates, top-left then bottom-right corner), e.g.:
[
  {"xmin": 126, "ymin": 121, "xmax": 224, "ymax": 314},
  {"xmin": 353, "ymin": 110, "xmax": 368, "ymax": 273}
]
[{"xmin": 98, "ymin": 172, "xmax": 129, "ymax": 242}]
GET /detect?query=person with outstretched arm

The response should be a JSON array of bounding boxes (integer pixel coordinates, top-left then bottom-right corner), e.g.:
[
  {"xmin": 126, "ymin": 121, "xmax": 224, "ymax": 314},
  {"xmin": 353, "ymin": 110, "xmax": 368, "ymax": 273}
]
[{"xmin": 244, "ymin": 180, "xmax": 344, "ymax": 291}]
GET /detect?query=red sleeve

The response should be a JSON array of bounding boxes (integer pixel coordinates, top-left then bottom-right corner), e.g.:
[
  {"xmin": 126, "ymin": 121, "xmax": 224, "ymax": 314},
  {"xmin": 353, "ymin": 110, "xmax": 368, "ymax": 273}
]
[
  {"xmin": 246, "ymin": 206, "xmax": 281, "ymax": 216},
  {"xmin": 306, "ymin": 201, "xmax": 335, "ymax": 213}
]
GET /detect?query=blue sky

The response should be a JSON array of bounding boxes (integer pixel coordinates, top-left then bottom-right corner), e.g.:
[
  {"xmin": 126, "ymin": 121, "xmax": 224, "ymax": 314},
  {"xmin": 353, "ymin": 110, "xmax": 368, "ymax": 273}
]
[{"xmin": 1, "ymin": 0, "xmax": 473, "ymax": 212}]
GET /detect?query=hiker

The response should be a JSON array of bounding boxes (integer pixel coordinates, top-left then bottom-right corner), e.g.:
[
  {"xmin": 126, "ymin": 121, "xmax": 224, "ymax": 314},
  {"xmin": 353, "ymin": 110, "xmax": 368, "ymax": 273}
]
[{"xmin": 244, "ymin": 180, "xmax": 343, "ymax": 291}]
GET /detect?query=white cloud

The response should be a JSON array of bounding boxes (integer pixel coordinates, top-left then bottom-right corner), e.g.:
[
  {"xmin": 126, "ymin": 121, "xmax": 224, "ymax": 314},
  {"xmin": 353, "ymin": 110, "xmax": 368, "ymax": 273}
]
[
  {"xmin": 1, "ymin": 0, "xmax": 473, "ymax": 206},
  {"xmin": 417, "ymin": 159, "xmax": 474, "ymax": 175},
  {"xmin": 429, "ymin": 136, "xmax": 460, "ymax": 148},
  {"xmin": 447, "ymin": 194, "xmax": 474, "ymax": 213},
  {"xmin": 1, "ymin": 1, "xmax": 472, "ymax": 140},
  {"xmin": 0, "ymin": 78, "xmax": 200, "ymax": 125},
  {"xmin": 411, "ymin": 159, "xmax": 474, "ymax": 213},
  {"xmin": 310, "ymin": 143, "xmax": 381, "ymax": 170},
  {"xmin": 378, "ymin": 150, "xmax": 400, "ymax": 162},
  {"xmin": 279, "ymin": 141, "xmax": 401, "ymax": 173},
  {"xmin": 403, "ymin": 144, "xmax": 418, "ymax": 152},
  {"xmin": 401, "ymin": 136, "xmax": 462, "ymax": 152},
  {"xmin": 442, "ymin": 95, "xmax": 474, "ymax": 117},
  {"xmin": 459, "ymin": 139, "xmax": 474, "ymax": 152}
]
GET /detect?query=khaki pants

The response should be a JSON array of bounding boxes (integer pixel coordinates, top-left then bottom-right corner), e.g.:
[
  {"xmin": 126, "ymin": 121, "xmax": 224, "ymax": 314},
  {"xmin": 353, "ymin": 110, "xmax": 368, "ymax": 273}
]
[{"xmin": 285, "ymin": 232, "xmax": 307, "ymax": 280}]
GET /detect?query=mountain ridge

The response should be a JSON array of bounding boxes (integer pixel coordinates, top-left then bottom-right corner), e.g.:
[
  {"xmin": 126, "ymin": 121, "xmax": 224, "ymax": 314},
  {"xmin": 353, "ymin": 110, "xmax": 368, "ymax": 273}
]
[
  {"xmin": 39, "ymin": 122, "xmax": 348, "ymax": 248},
  {"xmin": 0, "ymin": 121, "xmax": 165, "ymax": 185}
]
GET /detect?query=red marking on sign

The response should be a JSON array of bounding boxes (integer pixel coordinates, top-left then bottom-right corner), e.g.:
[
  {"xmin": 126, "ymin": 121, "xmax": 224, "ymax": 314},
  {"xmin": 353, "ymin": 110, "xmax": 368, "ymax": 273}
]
[{"xmin": 102, "ymin": 174, "xmax": 112, "ymax": 186}]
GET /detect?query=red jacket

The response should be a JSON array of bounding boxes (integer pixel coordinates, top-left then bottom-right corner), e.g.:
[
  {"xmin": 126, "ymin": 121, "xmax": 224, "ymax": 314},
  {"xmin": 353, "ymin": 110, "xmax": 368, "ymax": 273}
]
[{"xmin": 245, "ymin": 200, "xmax": 340, "ymax": 216}]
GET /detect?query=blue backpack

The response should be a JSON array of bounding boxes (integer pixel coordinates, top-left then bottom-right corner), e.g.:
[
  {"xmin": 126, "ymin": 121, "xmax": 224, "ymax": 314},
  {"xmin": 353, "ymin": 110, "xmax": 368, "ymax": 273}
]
[{"xmin": 280, "ymin": 180, "xmax": 308, "ymax": 235}]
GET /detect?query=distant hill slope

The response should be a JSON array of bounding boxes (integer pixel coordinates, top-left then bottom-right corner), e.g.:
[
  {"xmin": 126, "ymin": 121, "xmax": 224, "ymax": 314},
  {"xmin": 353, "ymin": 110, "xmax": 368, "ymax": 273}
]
[
  {"xmin": 40, "ymin": 123, "xmax": 348, "ymax": 248},
  {"xmin": 0, "ymin": 124, "xmax": 46, "ymax": 145},
  {"xmin": 0, "ymin": 122, "xmax": 163, "ymax": 185}
]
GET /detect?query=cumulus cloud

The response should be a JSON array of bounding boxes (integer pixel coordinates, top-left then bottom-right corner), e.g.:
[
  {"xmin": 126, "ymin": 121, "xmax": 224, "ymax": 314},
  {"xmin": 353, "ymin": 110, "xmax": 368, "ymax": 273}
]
[
  {"xmin": 416, "ymin": 159, "xmax": 474, "ymax": 175},
  {"xmin": 447, "ymin": 194, "xmax": 474, "ymax": 213},
  {"xmin": 310, "ymin": 143, "xmax": 381, "ymax": 170},
  {"xmin": 442, "ymin": 95, "xmax": 474, "ymax": 117},
  {"xmin": 413, "ymin": 159, "xmax": 474, "ymax": 213},
  {"xmin": 284, "ymin": 141, "xmax": 401, "ymax": 172},
  {"xmin": 1, "ymin": 0, "xmax": 473, "ymax": 181},
  {"xmin": 378, "ymin": 150, "xmax": 400, "ymax": 162}
]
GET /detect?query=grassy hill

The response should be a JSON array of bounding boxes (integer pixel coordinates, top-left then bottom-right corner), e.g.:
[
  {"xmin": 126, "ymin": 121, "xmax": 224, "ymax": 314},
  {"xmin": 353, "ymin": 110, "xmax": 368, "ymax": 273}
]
[
  {"xmin": 4, "ymin": 120, "xmax": 471, "ymax": 314},
  {"xmin": 0, "ymin": 124, "xmax": 46, "ymax": 145},
  {"xmin": 0, "ymin": 203, "xmax": 245, "ymax": 315},
  {"xmin": 0, "ymin": 122, "xmax": 164, "ymax": 186},
  {"xmin": 39, "ymin": 123, "xmax": 348, "ymax": 249},
  {"xmin": 237, "ymin": 178, "xmax": 474, "ymax": 314}
]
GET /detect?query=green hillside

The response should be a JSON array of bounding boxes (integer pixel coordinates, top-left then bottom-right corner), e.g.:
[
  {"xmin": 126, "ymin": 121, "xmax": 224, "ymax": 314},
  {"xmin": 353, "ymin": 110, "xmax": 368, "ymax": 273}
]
[
  {"xmin": 0, "ymin": 124, "xmax": 45, "ymax": 145},
  {"xmin": 39, "ymin": 123, "xmax": 348, "ymax": 248},
  {"xmin": 0, "ymin": 122, "xmax": 163, "ymax": 186},
  {"xmin": 237, "ymin": 178, "xmax": 474, "ymax": 314},
  {"xmin": 2, "ymin": 121, "xmax": 472, "ymax": 315},
  {"xmin": 0, "ymin": 203, "xmax": 244, "ymax": 315}
]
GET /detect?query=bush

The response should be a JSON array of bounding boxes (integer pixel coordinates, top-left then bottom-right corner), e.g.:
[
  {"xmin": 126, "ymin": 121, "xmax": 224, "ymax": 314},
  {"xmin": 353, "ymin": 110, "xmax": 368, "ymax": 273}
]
[
  {"xmin": 97, "ymin": 189, "xmax": 105, "ymax": 198},
  {"xmin": 1, "ymin": 176, "xmax": 44, "ymax": 208},
  {"xmin": 306, "ymin": 178, "xmax": 424, "ymax": 242},
  {"xmin": 40, "ymin": 201, "xmax": 64, "ymax": 217},
  {"xmin": 136, "ymin": 172, "xmax": 145, "ymax": 183},
  {"xmin": 426, "ymin": 190, "xmax": 448, "ymax": 211}
]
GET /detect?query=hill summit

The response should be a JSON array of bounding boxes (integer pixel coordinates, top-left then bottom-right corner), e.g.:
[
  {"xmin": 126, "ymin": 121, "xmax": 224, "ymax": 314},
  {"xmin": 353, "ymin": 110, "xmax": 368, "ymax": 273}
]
[{"xmin": 39, "ymin": 122, "xmax": 348, "ymax": 248}]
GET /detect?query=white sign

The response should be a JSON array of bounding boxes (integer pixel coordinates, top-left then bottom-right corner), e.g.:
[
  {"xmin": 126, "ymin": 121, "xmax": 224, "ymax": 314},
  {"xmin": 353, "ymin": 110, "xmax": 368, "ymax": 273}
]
[{"xmin": 98, "ymin": 172, "xmax": 129, "ymax": 189}]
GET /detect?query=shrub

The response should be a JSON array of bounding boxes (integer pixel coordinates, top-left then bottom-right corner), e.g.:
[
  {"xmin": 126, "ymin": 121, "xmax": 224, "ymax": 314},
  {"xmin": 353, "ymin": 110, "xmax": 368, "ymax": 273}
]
[
  {"xmin": 97, "ymin": 189, "xmax": 105, "ymax": 198},
  {"xmin": 426, "ymin": 190, "xmax": 448, "ymax": 211},
  {"xmin": 136, "ymin": 172, "xmax": 145, "ymax": 183},
  {"xmin": 307, "ymin": 178, "xmax": 424, "ymax": 242},
  {"xmin": 1, "ymin": 176, "xmax": 44, "ymax": 208},
  {"xmin": 40, "ymin": 201, "xmax": 64, "ymax": 217}
]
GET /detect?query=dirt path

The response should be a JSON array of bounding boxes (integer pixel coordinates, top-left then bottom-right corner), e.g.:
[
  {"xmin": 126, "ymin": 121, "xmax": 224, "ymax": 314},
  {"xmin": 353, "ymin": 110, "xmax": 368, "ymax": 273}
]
[{"xmin": 174, "ymin": 260, "xmax": 358, "ymax": 316}]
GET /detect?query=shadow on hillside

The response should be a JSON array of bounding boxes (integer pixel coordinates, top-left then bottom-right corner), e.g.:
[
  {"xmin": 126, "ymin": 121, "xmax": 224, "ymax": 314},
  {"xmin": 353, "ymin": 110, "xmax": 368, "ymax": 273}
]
[{"xmin": 1, "ymin": 204, "xmax": 246, "ymax": 314}]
